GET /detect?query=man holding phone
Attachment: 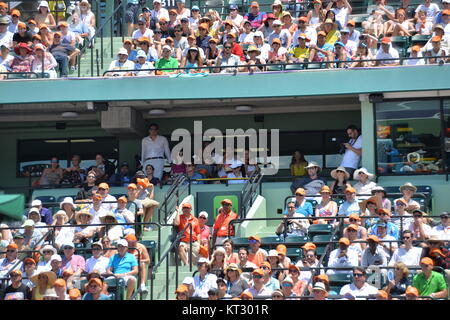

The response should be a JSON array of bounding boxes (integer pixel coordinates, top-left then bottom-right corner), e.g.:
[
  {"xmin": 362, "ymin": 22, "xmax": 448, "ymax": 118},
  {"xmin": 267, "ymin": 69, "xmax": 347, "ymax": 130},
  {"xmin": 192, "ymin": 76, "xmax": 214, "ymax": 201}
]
[{"xmin": 339, "ymin": 124, "xmax": 362, "ymax": 177}]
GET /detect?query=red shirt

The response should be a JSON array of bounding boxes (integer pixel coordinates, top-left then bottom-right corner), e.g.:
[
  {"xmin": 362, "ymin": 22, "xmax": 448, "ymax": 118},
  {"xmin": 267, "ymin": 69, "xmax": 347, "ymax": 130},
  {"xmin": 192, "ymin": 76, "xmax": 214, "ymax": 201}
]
[
  {"xmin": 232, "ymin": 43, "xmax": 245, "ymax": 61},
  {"xmin": 213, "ymin": 210, "xmax": 238, "ymax": 237},
  {"xmin": 178, "ymin": 214, "xmax": 200, "ymax": 243}
]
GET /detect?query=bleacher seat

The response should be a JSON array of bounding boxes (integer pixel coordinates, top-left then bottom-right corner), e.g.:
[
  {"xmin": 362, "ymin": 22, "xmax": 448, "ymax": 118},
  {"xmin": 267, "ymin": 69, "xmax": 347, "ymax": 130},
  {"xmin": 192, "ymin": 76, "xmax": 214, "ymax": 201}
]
[
  {"xmin": 286, "ymin": 247, "xmax": 302, "ymax": 261},
  {"xmin": 35, "ymin": 196, "xmax": 56, "ymax": 204},
  {"xmin": 140, "ymin": 240, "xmax": 157, "ymax": 267},
  {"xmin": 284, "ymin": 235, "xmax": 309, "ymax": 247},
  {"xmin": 308, "ymin": 224, "xmax": 333, "ymax": 238},
  {"xmin": 260, "ymin": 236, "xmax": 282, "ymax": 245},
  {"xmin": 410, "ymin": 34, "xmax": 431, "ymax": 45},
  {"xmin": 105, "ymin": 277, "xmax": 126, "ymax": 300},
  {"xmin": 306, "ymin": 199, "xmax": 318, "ymax": 208},
  {"xmin": 328, "ymin": 273, "xmax": 352, "ymax": 290},
  {"xmin": 231, "ymin": 237, "xmax": 249, "ymax": 247}
]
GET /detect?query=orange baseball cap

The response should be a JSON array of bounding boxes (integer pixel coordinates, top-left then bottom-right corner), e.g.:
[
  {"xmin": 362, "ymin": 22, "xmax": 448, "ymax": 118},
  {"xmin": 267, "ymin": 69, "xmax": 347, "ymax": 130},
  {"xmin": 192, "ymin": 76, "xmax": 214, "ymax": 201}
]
[
  {"xmin": 123, "ymin": 39, "xmax": 133, "ymax": 44},
  {"xmin": 347, "ymin": 224, "xmax": 359, "ymax": 231},
  {"xmin": 127, "ymin": 183, "xmax": 137, "ymax": 190},
  {"xmin": 405, "ymin": 286, "xmax": 419, "ymax": 296},
  {"xmin": 348, "ymin": 213, "xmax": 361, "ymax": 221},
  {"xmin": 181, "ymin": 202, "xmax": 192, "ymax": 209},
  {"xmin": 314, "ymin": 274, "xmax": 329, "ymax": 284},
  {"xmin": 175, "ymin": 284, "xmax": 189, "ymax": 294},
  {"xmin": 302, "ymin": 242, "xmax": 317, "ymax": 251},
  {"xmin": 68, "ymin": 288, "xmax": 81, "ymax": 299},
  {"xmin": 276, "ymin": 244, "xmax": 287, "ymax": 255},
  {"xmin": 378, "ymin": 208, "xmax": 391, "ymax": 216},
  {"xmin": 367, "ymin": 235, "xmax": 380, "ymax": 243},
  {"xmin": 240, "ymin": 291, "xmax": 253, "ymax": 299},
  {"xmin": 187, "ymin": 35, "xmax": 196, "ymax": 40},
  {"xmin": 199, "ymin": 245, "xmax": 209, "ymax": 258},
  {"xmin": 338, "ymin": 237, "xmax": 350, "ymax": 246},
  {"xmin": 252, "ymin": 268, "xmax": 264, "ymax": 276},
  {"xmin": 298, "ymin": 16, "xmax": 308, "ymax": 23},
  {"xmin": 420, "ymin": 257, "xmax": 434, "ymax": 266},
  {"xmin": 260, "ymin": 261, "xmax": 271, "ymax": 270},
  {"xmin": 7, "ymin": 243, "xmax": 18, "ymax": 250},
  {"xmin": 98, "ymin": 182, "xmax": 109, "ymax": 189},
  {"xmin": 250, "ymin": 1, "xmax": 259, "ymax": 7},
  {"xmin": 54, "ymin": 279, "xmax": 66, "ymax": 287},
  {"xmin": 347, "ymin": 20, "xmax": 355, "ymax": 26},
  {"xmin": 248, "ymin": 235, "xmax": 261, "ymax": 242},
  {"xmin": 295, "ymin": 188, "xmax": 306, "ymax": 196},
  {"xmin": 39, "ymin": 23, "xmax": 48, "ymax": 29},
  {"xmin": 92, "ymin": 194, "xmax": 102, "ymax": 200},
  {"xmin": 10, "ymin": 269, "xmax": 22, "ymax": 276},
  {"xmin": 431, "ymin": 36, "xmax": 441, "ymax": 42},
  {"xmin": 199, "ymin": 23, "xmax": 209, "ymax": 30},
  {"xmin": 125, "ymin": 234, "xmax": 137, "ymax": 242},
  {"xmin": 59, "ymin": 21, "xmax": 69, "ymax": 27},
  {"xmin": 320, "ymin": 186, "xmax": 331, "ymax": 193},
  {"xmin": 165, "ymin": 37, "xmax": 174, "ymax": 43},
  {"xmin": 169, "ymin": 9, "xmax": 177, "ymax": 14},
  {"xmin": 288, "ymin": 264, "xmax": 300, "ymax": 272},
  {"xmin": 32, "ymin": 34, "xmax": 42, "ymax": 40},
  {"xmin": 137, "ymin": 178, "xmax": 151, "ymax": 188},
  {"xmin": 381, "ymin": 37, "xmax": 391, "ymax": 44},
  {"xmin": 88, "ymin": 278, "xmax": 102, "ymax": 287},
  {"xmin": 317, "ymin": 31, "xmax": 326, "ymax": 37},
  {"xmin": 18, "ymin": 22, "xmax": 26, "ymax": 29},
  {"xmin": 227, "ymin": 32, "xmax": 236, "ymax": 39},
  {"xmin": 221, "ymin": 199, "xmax": 232, "ymax": 205},
  {"xmin": 345, "ymin": 186, "xmax": 356, "ymax": 193},
  {"xmin": 272, "ymin": 38, "xmax": 281, "ymax": 45},
  {"xmin": 429, "ymin": 248, "xmax": 445, "ymax": 258},
  {"xmin": 23, "ymin": 257, "xmax": 36, "ymax": 265},
  {"xmin": 118, "ymin": 196, "xmax": 128, "ymax": 203},
  {"xmin": 10, "ymin": 9, "xmax": 21, "ymax": 16},
  {"xmin": 395, "ymin": 198, "xmax": 408, "ymax": 206},
  {"xmin": 138, "ymin": 36, "xmax": 150, "ymax": 44},
  {"xmin": 0, "ymin": 2, "xmax": 7, "ymax": 9},
  {"xmin": 442, "ymin": 9, "xmax": 450, "ymax": 15},
  {"xmin": 377, "ymin": 290, "xmax": 389, "ymax": 299}
]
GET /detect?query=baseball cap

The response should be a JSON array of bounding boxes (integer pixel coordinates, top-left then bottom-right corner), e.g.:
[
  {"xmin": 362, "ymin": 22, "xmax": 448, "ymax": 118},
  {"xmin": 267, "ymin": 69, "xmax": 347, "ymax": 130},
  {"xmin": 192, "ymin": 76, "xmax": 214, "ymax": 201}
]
[
  {"xmin": 248, "ymin": 235, "xmax": 261, "ymax": 242},
  {"xmin": 116, "ymin": 239, "xmax": 128, "ymax": 247},
  {"xmin": 367, "ymin": 235, "xmax": 380, "ymax": 243},
  {"xmin": 253, "ymin": 31, "xmax": 264, "ymax": 38},
  {"xmin": 182, "ymin": 202, "xmax": 192, "ymax": 209},
  {"xmin": 229, "ymin": 4, "xmax": 238, "ymax": 9},
  {"xmin": 198, "ymin": 211, "xmax": 208, "ymax": 219},
  {"xmin": 345, "ymin": 186, "xmax": 356, "ymax": 193},
  {"xmin": 317, "ymin": 31, "xmax": 326, "ymax": 37},
  {"xmin": 136, "ymin": 50, "xmax": 147, "ymax": 58},
  {"xmin": 182, "ymin": 277, "xmax": 195, "ymax": 285},
  {"xmin": 334, "ymin": 41, "xmax": 345, "ymax": 47},
  {"xmin": 250, "ymin": 1, "xmax": 259, "ymax": 7},
  {"xmin": 162, "ymin": 45, "xmax": 172, "ymax": 52},
  {"xmin": 338, "ymin": 237, "xmax": 350, "ymax": 246},
  {"xmin": 50, "ymin": 254, "xmax": 62, "ymax": 262},
  {"xmin": 420, "ymin": 257, "xmax": 434, "ymax": 266},
  {"xmin": 376, "ymin": 221, "xmax": 387, "ymax": 228},
  {"xmin": 31, "ymin": 199, "xmax": 42, "ymax": 207},
  {"xmin": 192, "ymin": 5, "xmax": 200, "ymax": 10},
  {"xmin": 22, "ymin": 219, "xmax": 35, "ymax": 227},
  {"xmin": 431, "ymin": 35, "xmax": 442, "ymax": 42},
  {"xmin": 381, "ymin": 37, "xmax": 391, "ymax": 44},
  {"xmin": 340, "ymin": 28, "xmax": 350, "ymax": 33},
  {"xmin": 272, "ymin": 19, "xmax": 282, "ymax": 26},
  {"xmin": 118, "ymin": 47, "xmax": 128, "ymax": 56},
  {"xmin": 198, "ymin": 257, "xmax": 209, "ymax": 264}
]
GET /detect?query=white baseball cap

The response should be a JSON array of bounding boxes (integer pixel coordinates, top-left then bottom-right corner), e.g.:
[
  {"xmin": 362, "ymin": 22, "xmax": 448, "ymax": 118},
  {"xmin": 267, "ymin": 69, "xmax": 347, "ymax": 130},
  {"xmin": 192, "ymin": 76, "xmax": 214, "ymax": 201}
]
[
  {"xmin": 31, "ymin": 199, "xmax": 42, "ymax": 207},
  {"xmin": 182, "ymin": 277, "xmax": 195, "ymax": 285},
  {"xmin": 50, "ymin": 254, "xmax": 62, "ymax": 262},
  {"xmin": 198, "ymin": 211, "xmax": 208, "ymax": 219},
  {"xmin": 229, "ymin": 161, "xmax": 242, "ymax": 169},
  {"xmin": 198, "ymin": 257, "xmax": 209, "ymax": 264},
  {"xmin": 162, "ymin": 45, "xmax": 172, "ymax": 52},
  {"xmin": 136, "ymin": 50, "xmax": 147, "ymax": 58},
  {"xmin": 153, "ymin": 0, "xmax": 161, "ymax": 3},
  {"xmin": 272, "ymin": 20, "xmax": 282, "ymax": 26},
  {"xmin": 253, "ymin": 31, "xmax": 264, "ymax": 38},
  {"xmin": 118, "ymin": 47, "xmax": 128, "ymax": 56},
  {"xmin": 116, "ymin": 239, "xmax": 128, "ymax": 247}
]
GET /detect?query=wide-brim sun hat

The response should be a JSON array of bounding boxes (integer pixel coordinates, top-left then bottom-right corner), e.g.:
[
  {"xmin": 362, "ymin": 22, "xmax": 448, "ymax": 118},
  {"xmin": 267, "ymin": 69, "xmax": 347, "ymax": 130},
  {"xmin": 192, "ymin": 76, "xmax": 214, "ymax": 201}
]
[
  {"xmin": 353, "ymin": 167, "xmax": 375, "ymax": 180},
  {"xmin": 305, "ymin": 161, "xmax": 321, "ymax": 171},
  {"xmin": 59, "ymin": 197, "xmax": 75, "ymax": 209},
  {"xmin": 330, "ymin": 166, "xmax": 350, "ymax": 180},
  {"xmin": 399, "ymin": 182, "xmax": 417, "ymax": 193},
  {"xmin": 31, "ymin": 270, "xmax": 57, "ymax": 287},
  {"xmin": 75, "ymin": 210, "xmax": 94, "ymax": 224},
  {"xmin": 99, "ymin": 211, "xmax": 118, "ymax": 224}
]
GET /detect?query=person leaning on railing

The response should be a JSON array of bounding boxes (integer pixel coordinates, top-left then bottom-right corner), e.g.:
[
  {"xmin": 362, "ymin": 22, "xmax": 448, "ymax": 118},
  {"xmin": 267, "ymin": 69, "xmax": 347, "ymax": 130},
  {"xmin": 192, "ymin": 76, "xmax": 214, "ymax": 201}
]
[{"xmin": 173, "ymin": 202, "xmax": 200, "ymax": 265}]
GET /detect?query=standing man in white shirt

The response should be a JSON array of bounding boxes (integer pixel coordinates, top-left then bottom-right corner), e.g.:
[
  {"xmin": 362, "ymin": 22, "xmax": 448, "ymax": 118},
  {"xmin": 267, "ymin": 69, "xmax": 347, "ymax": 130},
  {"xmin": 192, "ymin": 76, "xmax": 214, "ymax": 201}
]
[
  {"xmin": 327, "ymin": 237, "xmax": 359, "ymax": 275},
  {"xmin": 151, "ymin": 0, "xmax": 169, "ymax": 22},
  {"xmin": 431, "ymin": 211, "xmax": 450, "ymax": 241},
  {"xmin": 141, "ymin": 123, "xmax": 171, "ymax": 180},
  {"xmin": 339, "ymin": 125, "xmax": 362, "ymax": 177},
  {"xmin": 340, "ymin": 266, "xmax": 378, "ymax": 300}
]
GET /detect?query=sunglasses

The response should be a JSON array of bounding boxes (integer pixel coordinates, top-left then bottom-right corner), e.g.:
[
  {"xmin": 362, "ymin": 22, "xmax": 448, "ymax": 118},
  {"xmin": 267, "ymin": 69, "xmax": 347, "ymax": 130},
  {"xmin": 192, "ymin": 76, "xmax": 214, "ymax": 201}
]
[
  {"xmin": 287, "ymin": 206, "xmax": 296, "ymax": 209},
  {"xmin": 282, "ymin": 283, "xmax": 292, "ymax": 287},
  {"xmin": 64, "ymin": 247, "xmax": 74, "ymax": 250},
  {"xmin": 402, "ymin": 236, "xmax": 411, "ymax": 240},
  {"xmin": 349, "ymin": 219, "xmax": 358, "ymax": 222},
  {"xmin": 413, "ymin": 215, "xmax": 422, "ymax": 218},
  {"xmin": 43, "ymin": 251, "xmax": 53, "ymax": 254},
  {"xmin": 379, "ymin": 213, "xmax": 388, "ymax": 216},
  {"xmin": 199, "ymin": 216, "xmax": 207, "ymax": 219},
  {"xmin": 348, "ymin": 229, "xmax": 357, "ymax": 232},
  {"xmin": 92, "ymin": 247, "xmax": 102, "ymax": 250},
  {"xmin": 272, "ymin": 295, "xmax": 283, "ymax": 298},
  {"xmin": 289, "ymin": 269, "xmax": 299, "ymax": 273},
  {"xmin": 353, "ymin": 273, "xmax": 364, "ymax": 277},
  {"xmin": 222, "ymin": 203, "xmax": 231, "ymax": 207},
  {"xmin": 169, "ymin": 13, "xmax": 177, "ymax": 15},
  {"xmin": 396, "ymin": 203, "xmax": 406, "ymax": 206},
  {"xmin": 6, "ymin": 250, "xmax": 16, "ymax": 253},
  {"xmin": 87, "ymin": 175, "xmax": 96, "ymax": 178},
  {"xmin": 441, "ymin": 216, "xmax": 448, "ymax": 219},
  {"xmin": 295, "ymin": 194, "xmax": 304, "ymax": 197},
  {"xmin": 261, "ymin": 266, "xmax": 270, "ymax": 270},
  {"xmin": 249, "ymin": 239, "xmax": 258, "ymax": 244},
  {"xmin": 160, "ymin": 22, "xmax": 167, "ymax": 25},
  {"xmin": 253, "ymin": 275, "xmax": 262, "ymax": 279}
]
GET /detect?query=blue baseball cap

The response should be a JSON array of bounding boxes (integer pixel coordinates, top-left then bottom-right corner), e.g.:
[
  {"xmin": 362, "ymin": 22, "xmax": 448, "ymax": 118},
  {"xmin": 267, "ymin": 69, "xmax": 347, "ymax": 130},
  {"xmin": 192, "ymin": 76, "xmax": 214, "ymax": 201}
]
[
  {"xmin": 334, "ymin": 41, "xmax": 345, "ymax": 47},
  {"xmin": 191, "ymin": 5, "xmax": 200, "ymax": 10},
  {"xmin": 376, "ymin": 221, "xmax": 387, "ymax": 228},
  {"xmin": 340, "ymin": 28, "xmax": 350, "ymax": 33},
  {"xmin": 229, "ymin": 4, "xmax": 238, "ymax": 9}
]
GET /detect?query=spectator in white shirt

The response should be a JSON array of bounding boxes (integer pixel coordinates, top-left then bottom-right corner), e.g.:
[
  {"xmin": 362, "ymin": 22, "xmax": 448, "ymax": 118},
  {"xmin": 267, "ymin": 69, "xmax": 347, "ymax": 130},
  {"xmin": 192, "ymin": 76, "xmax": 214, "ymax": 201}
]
[
  {"xmin": 375, "ymin": 37, "xmax": 400, "ymax": 66},
  {"xmin": 268, "ymin": 20, "xmax": 292, "ymax": 48},
  {"xmin": 327, "ymin": 237, "xmax": 359, "ymax": 275},
  {"xmin": 239, "ymin": 20, "xmax": 255, "ymax": 44},
  {"xmin": 389, "ymin": 230, "xmax": 422, "ymax": 267},
  {"xmin": 244, "ymin": 268, "xmax": 273, "ymax": 298},
  {"xmin": 97, "ymin": 182, "xmax": 117, "ymax": 212},
  {"xmin": 431, "ymin": 212, "xmax": 450, "ymax": 241},
  {"xmin": 375, "ymin": 221, "xmax": 398, "ymax": 256},
  {"xmin": 132, "ymin": 18, "xmax": 154, "ymax": 45},
  {"xmin": 227, "ymin": 161, "xmax": 247, "ymax": 184},
  {"xmin": 327, "ymin": 0, "xmax": 352, "ymax": 29},
  {"xmin": 361, "ymin": 235, "xmax": 388, "ymax": 267},
  {"xmin": 151, "ymin": 0, "xmax": 169, "ymax": 22},
  {"xmin": 407, "ymin": 209, "xmax": 432, "ymax": 241},
  {"xmin": 415, "ymin": 0, "xmax": 441, "ymax": 22},
  {"xmin": 192, "ymin": 258, "xmax": 217, "ymax": 298},
  {"xmin": 84, "ymin": 242, "xmax": 110, "ymax": 274},
  {"xmin": 339, "ymin": 266, "xmax": 378, "ymax": 300},
  {"xmin": 339, "ymin": 125, "xmax": 362, "ymax": 176},
  {"xmin": 141, "ymin": 123, "xmax": 171, "ymax": 181}
]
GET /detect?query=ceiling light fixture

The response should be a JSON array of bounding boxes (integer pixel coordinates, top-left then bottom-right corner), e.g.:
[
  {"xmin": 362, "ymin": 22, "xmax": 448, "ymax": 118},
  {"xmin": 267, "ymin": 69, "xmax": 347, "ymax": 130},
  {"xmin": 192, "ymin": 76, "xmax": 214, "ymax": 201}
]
[
  {"xmin": 148, "ymin": 109, "xmax": 167, "ymax": 115},
  {"xmin": 61, "ymin": 112, "xmax": 79, "ymax": 118},
  {"xmin": 235, "ymin": 105, "xmax": 252, "ymax": 112}
]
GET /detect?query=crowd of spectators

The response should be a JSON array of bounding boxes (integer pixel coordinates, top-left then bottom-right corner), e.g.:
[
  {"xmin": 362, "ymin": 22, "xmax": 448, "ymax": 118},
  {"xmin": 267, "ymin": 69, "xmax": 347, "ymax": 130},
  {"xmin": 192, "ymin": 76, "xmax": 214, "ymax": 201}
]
[{"xmin": 2, "ymin": 0, "xmax": 447, "ymax": 79}]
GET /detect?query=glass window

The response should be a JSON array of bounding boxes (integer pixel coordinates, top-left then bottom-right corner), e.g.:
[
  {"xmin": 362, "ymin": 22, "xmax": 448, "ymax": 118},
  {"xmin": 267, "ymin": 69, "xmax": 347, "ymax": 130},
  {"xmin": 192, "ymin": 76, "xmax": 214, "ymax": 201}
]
[
  {"xmin": 444, "ymin": 100, "xmax": 450, "ymax": 172},
  {"xmin": 18, "ymin": 138, "xmax": 119, "ymax": 177},
  {"xmin": 375, "ymin": 100, "xmax": 444, "ymax": 175}
]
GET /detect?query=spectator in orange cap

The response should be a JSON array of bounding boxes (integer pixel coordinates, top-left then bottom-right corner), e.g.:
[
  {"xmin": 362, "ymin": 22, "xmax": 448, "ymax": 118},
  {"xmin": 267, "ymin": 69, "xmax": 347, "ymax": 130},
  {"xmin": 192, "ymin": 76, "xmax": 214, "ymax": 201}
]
[
  {"xmin": 82, "ymin": 278, "xmax": 111, "ymax": 300},
  {"xmin": 68, "ymin": 288, "xmax": 81, "ymax": 300},
  {"xmin": 276, "ymin": 244, "xmax": 291, "ymax": 269},
  {"xmin": 175, "ymin": 284, "xmax": 189, "ymax": 300},
  {"xmin": 247, "ymin": 235, "xmax": 268, "ymax": 266},
  {"xmin": 125, "ymin": 234, "xmax": 151, "ymax": 294},
  {"xmin": 240, "ymin": 291, "xmax": 253, "ymax": 300},
  {"xmin": 97, "ymin": 182, "xmax": 118, "ymax": 212},
  {"xmin": 173, "ymin": 202, "xmax": 200, "ymax": 265},
  {"xmin": 0, "ymin": 244, "xmax": 22, "ymax": 278},
  {"xmin": 346, "ymin": 224, "xmax": 363, "ymax": 259},
  {"xmin": 244, "ymin": 268, "xmax": 273, "ymax": 297},
  {"xmin": 327, "ymin": 237, "xmax": 359, "ymax": 275},
  {"xmin": 260, "ymin": 261, "xmax": 280, "ymax": 291},
  {"xmin": 413, "ymin": 257, "xmax": 448, "ymax": 298},
  {"xmin": 296, "ymin": 248, "xmax": 324, "ymax": 284},
  {"xmin": 375, "ymin": 37, "xmax": 400, "ymax": 66},
  {"xmin": 338, "ymin": 186, "xmax": 361, "ymax": 217},
  {"xmin": 344, "ymin": 214, "xmax": 367, "ymax": 249},
  {"xmin": 375, "ymin": 289, "xmax": 389, "ymax": 300},
  {"xmin": 426, "ymin": 35, "xmax": 449, "ymax": 64},
  {"xmin": 405, "ymin": 286, "xmax": 419, "ymax": 300},
  {"xmin": 211, "ymin": 199, "xmax": 238, "ymax": 248},
  {"xmin": 287, "ymin": 264, "xmax": 306, "ymax": 296},
  {"xmin": 244, "ymin": 1, "xmax": 267, "ymax": 29},
  {"xmin": 12, "ymin": 22, "xmax": 32, "ymax": 47},
  {"xmin": 53, "ymin": 278, "xmax": 68, "ymax": 300},
  {"xmin": 361, "ymin": 234, "xmax": 388, "ymax": 267},
  {"xmin": 114, "ymin": 196, "xmax": 135, "ymax": 235},
  {"xmin": 1, "ymin": 269, "xmax": 31, "ymax": 300},
  {"xmin": 369, "ymin": 208, "xmax": 400, "ymax": 240},
  {"xmin": 315, "ymin": 185, "xmax": 338, "ymax": 225}
]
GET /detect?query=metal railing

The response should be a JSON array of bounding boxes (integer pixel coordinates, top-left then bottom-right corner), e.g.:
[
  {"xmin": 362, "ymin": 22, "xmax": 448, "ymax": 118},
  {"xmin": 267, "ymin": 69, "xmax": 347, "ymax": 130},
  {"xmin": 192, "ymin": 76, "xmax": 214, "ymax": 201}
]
[
  {"xmin": 158, "ymin": 174, "xmax": 190, "ymax": 224},
  {"xmin": 149, "ymin": 222, "xmax": 194, "ymax": 300},
  {"xmin": 239, "ymin": 167, "xmax": 263, "ymax": 219}
]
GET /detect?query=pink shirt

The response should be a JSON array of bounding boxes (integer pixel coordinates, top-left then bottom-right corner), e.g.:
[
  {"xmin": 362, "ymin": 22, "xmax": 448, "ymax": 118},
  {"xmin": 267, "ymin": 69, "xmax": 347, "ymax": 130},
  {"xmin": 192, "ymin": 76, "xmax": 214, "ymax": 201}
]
[
  {"xmin": 200, "ymin": 225, "xmax": 210, "ymax": 249},
  {"xmin": 61, "ymin": 254, "xmax": 86, "ymax": 273}
]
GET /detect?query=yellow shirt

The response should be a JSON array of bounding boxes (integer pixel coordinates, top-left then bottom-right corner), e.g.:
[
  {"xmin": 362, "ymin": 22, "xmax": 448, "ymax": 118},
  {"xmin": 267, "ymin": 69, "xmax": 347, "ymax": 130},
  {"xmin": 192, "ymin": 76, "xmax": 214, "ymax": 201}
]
[
  {"xmin": 325, "ymin": 30, "xmax": 340, "ymax": 45},
  {"xmin": 291, "ymin": 163, "xmax": 307, "ymax": 176},
  {"xmin": 289, "ymin": 46, "xmax": 310, "ymax": 59}
]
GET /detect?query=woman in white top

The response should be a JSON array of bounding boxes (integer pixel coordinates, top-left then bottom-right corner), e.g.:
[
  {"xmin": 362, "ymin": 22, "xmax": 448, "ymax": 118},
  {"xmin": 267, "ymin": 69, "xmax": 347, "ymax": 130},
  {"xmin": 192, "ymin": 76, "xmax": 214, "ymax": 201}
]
[
  {"xmin": 238, "ymin": 21, "xmax": 255, "ymax": 44},
  {"xmin": 384, "ymin": 8, "xmax": 414, "ymax": 36},
  {"xmin": 394, "ymin": 182, "xmax": 421, "ymax": 213},
  {"xmin": 227, "ymin": 162, "xmax": 247, "ymax": 184},
  {"xmin": 37, "ymin": 245, "xmax": 57, "ymax": 271},
  {"xmin": 32, "ymin": 43, "xmax": 57, "ymax": 78},
  {"xmin": 84, "ymin": 242, "xmax": 109, "ymax": 274},
  {"xmin": 34, "ymin": 1, "xmax": 56, "ymax": 30},
  {"xmin": 73, "ymin": 210, "xmax": 96, "ymax": 244},
  {"xmin": 79, "ymin": 0, "xmax": 96, "ymax": 39},
  {"xmin": 353, "ymin": 167, "xmax": 377, "ymax": 197},
  {"xmin": 307, "ymin": 0, "xmax": 326, "ymax": 28},
  {"xmin": 52, "ymin": 210, "xmax": 75, "ymax": 250}
]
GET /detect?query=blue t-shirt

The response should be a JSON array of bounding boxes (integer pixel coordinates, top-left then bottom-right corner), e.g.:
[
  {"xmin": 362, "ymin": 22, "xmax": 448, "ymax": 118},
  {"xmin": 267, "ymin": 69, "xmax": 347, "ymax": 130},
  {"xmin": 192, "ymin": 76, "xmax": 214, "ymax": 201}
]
[
  {"xmin": 317, "ymin": 43, "xmax": 334, "ymax": 59},
  {"xmin": 82, "ymin": 293, "xmax": 111, "ymax": 300},
  {"xmin": 369, "ymin": 221, "xmax": 400, "ymax": 240},
  {"xmin": 108, "ymin": 252, "xmax": 138, "ymax": 274},
  {"xmin": 283, "ymin": 200, "xmax": 313, "ymax": 217}
]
